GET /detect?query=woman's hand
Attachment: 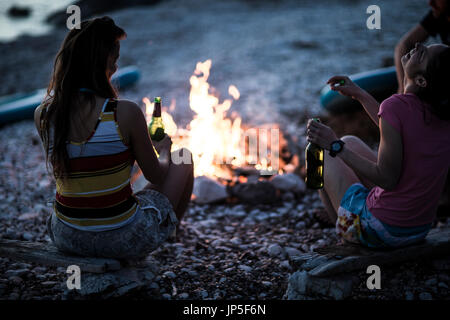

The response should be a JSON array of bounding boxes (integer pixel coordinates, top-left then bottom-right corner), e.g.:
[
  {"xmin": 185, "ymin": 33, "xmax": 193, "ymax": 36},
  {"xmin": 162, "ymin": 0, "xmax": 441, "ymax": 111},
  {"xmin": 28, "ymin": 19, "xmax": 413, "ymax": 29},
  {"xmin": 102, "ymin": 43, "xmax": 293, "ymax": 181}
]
[
  {"xmin": 327, "ymin": 76, "xmax": 364, "ymax": 101},
  {"xmin": 153, "ymin": 134, "xmax": 172, "ymax": 154},
  {"xmin": 306, "ymin": 119, "xmax": 339, "ymax": 150}
]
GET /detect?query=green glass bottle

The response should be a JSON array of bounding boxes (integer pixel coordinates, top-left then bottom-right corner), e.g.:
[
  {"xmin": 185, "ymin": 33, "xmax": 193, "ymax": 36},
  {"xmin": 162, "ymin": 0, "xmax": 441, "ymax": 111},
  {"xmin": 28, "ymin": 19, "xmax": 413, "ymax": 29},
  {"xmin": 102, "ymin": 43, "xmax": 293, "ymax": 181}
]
[
  {"xmin": 305, "ymin": 118, "xmax": 324, "ymax": 189},
  {"xmin": 148, "ymin": 97, "xmax": 165, "ymax": 141}
]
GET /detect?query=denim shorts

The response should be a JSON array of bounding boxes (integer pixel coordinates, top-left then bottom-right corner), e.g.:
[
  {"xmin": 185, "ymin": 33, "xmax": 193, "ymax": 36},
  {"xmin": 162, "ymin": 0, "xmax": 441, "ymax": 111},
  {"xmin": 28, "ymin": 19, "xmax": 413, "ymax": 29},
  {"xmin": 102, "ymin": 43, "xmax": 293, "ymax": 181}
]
[
  {"xmin": 336, "ymin": 183, "xmax": 431, "ymax": 248},
  {"xmin": 47, "ymin": 189, "xmax": 178, "ymax": 259}
]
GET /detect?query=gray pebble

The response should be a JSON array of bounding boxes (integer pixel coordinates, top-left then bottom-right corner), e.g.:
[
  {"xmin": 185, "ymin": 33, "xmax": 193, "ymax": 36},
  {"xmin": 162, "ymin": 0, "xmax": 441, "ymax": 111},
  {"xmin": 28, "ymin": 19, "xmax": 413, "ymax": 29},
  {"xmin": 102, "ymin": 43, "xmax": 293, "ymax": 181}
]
[
  {"xmin": 230, "ymin": 211, "xmax": 246, "ymax": 218},
  {"xmin": 178, "ymin": 293, "xmax": 189, "ymax": 299},
  {"xmin": 5, "ymin": 228, "xmax": 19, "ymax": 240},
  {"xmin": 230, "ymin": 237, "xmax": 242, "ymax": 245},
  {"xmin": 9, "ymin": 292, "xmax": 20, "ymax": 300},
  {"xmin": 424, "ymin": 278, "xmax": 437, "ymax": 287},
  {"xmin": 32, "ymin": 267, "xmax": 47, "ymax": 274},
  {"xmin": 22, "ymin": 232, "xmax": 33, "ymax": 241},
  {"xmin": 149, "ymin": 282, "xmax": 159, "ymax": 290},
  {"xmin": 199, "ymin": 290, "xmax": 208, "ymax": 299},
  {"xmin": 255, "ymin": 212, "xmax": 269, "ymax": 222},
  {"xmin": 188, "ymin": 270, "xmax": 199, "ymax": 277},
  {"xmin": 238, "ymin": 265, "xmax": 253, "ymax": 273},
  {"xmin": 418, "ymin": 292, "xmax": 433, "ymax": 300},
  {"xmin": 210, "ymin": 239, "xmax": 222, "ymax": 247},
  {"xmin": 242, "ymin": 217, "xmax": 256, "ymax": 225},
  {"xmin": 262, "ymin": 281, "xmax": 272, "ymax": 287},
  {"xmin": 438, "ymin": 282, "xmax": 448, "ymax": 289},
  {"xmin": 285, "ymin": 247, "xmax": 302, "ymax": 258},
  {"xmin": 405, "ymin": 291, "xmax": 414, "ymax": 300},
  {"xmin": 9, "ymin": 276, "xmax": 23, "ymax": 285},
  {"xmin": 268, "ymin": 244, "xmax": 283, "ymax": 257},
  {"xmin": 5, "ymin": 269, "xmax": 28, "ymax": 278},
  {"xmin": 280, "ymin": 260, "xmax": 291, "ymax": 270},
  {"xmin": 224, "ymin": 226, "xmax": 234, "ymax": 233},
  {"xmin": 162, "ymin": 293, "xmax": 171, "ymax": 300},
  {"xmin": 163, "ymin": 271, "xmax": 176, "ymax": 279},
  {"xmin": 295, "ymin": 221, "xmax": 306, "ymax": 229},
  {"xmin": 269, "ymin": 212, "xmax": 278, "ymax": 219}
]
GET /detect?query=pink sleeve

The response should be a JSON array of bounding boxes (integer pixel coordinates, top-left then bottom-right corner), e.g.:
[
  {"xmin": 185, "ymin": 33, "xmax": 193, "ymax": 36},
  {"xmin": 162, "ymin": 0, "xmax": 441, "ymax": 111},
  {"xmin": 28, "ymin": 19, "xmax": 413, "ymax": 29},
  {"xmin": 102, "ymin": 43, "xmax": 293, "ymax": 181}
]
[{"xmin": 378, "ymin": 95, "xmax": 403, "ymax": 133}]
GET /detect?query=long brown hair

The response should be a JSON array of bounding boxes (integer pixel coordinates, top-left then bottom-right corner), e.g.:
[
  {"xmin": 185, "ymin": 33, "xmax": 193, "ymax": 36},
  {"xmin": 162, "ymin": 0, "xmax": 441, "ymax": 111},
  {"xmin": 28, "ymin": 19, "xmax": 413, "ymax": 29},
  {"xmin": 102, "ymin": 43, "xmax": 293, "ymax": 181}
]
[{"xmin": 41, "ymin": 16, "xmax": 126, "ymax": 179}]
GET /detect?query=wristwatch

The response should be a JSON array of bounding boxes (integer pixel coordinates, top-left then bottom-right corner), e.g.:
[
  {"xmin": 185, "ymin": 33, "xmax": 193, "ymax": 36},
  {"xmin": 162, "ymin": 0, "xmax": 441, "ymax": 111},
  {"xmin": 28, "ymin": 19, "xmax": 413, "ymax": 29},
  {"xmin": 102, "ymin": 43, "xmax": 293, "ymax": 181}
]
[{"xmin": 329, "ymin": 140, "xmax": 345, "ymax": 157}]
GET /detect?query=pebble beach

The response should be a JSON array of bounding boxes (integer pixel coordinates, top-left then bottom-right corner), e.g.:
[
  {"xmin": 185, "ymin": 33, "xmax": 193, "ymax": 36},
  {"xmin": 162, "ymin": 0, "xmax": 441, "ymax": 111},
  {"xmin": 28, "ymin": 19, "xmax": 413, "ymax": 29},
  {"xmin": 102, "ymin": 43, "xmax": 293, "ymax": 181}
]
[{"xmin": 0, "ymin": 0, "xmax": 449, "ymax": 300}]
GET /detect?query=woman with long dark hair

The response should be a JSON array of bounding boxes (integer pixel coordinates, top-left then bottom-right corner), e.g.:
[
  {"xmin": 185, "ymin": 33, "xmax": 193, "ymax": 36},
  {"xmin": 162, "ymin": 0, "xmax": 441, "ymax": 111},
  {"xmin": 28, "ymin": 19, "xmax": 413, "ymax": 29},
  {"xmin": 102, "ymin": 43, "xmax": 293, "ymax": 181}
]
[
  {"xmin": 34, "ymin": 17, "xmax": 194, "ymax": 259},
  {"xmin": 307, "ymin": 43, "xmax": 450, "ymax": 248}
]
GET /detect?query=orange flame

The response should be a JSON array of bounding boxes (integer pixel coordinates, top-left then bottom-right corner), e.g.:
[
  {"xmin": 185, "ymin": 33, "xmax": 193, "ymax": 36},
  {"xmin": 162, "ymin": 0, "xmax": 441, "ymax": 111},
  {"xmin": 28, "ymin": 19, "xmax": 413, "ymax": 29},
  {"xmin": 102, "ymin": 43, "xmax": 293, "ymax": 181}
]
[{"xmin": 144, "ymin": 59, "xmax": 279, "ymax": 178}]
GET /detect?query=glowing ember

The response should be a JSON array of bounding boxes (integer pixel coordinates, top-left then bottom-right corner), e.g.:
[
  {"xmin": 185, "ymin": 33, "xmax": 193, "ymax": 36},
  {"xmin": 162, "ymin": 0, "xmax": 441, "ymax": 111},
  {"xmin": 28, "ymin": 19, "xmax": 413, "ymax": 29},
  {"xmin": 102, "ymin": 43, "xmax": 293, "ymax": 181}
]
[{"xmin": 143, "ymin": 59, "xmax": 280, "ymax": 179}]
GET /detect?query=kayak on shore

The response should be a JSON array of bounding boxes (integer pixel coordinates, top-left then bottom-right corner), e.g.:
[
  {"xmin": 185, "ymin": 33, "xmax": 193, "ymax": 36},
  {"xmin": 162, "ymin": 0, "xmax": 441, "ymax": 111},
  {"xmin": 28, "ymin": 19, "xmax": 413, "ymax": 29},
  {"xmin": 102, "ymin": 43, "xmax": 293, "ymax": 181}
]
[
  {"xmin": 0, "ymin": 66, "xmax": 140, "ymax": 126},
  {"xmin": 320, "ymin": 66, "xmax": 398, "ymax": 114}
]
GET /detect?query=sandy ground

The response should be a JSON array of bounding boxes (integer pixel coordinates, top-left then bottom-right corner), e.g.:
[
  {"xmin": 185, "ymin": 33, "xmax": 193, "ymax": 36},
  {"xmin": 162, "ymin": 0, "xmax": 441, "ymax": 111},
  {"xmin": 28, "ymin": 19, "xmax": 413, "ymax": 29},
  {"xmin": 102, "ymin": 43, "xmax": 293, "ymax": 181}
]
[{"xmin": 1, "ymin": 0, "xmax": 449, "ymax": 301}]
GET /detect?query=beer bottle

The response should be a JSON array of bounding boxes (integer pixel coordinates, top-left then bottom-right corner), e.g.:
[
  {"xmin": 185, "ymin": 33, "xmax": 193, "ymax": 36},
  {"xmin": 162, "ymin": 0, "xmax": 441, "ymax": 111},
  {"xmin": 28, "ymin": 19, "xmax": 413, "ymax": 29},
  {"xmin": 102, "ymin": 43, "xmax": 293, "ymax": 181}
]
[
  {"xmin": 148, "ymin": 97, "xmax": 165, "ymax": 141},
  {"xmin": 305, "ymin": 118, "xmax": 324, "ymax": 189}
]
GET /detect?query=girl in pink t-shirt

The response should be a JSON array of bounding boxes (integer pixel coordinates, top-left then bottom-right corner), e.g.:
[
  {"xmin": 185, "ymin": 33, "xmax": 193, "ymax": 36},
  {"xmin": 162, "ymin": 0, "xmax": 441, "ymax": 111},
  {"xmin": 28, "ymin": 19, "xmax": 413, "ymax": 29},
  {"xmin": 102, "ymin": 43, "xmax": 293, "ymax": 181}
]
[{"xmin": 307, "ymin": 43, "xmax": 450, "ymax": 248}]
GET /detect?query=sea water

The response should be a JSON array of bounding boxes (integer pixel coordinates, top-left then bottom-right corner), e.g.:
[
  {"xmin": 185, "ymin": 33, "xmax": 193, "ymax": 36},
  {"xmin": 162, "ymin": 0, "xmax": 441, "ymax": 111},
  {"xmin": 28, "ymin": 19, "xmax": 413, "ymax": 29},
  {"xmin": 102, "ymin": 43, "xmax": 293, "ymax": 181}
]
[{"xmin": 0, "ymin": 0, "xmax": 72, "ymax": 42}]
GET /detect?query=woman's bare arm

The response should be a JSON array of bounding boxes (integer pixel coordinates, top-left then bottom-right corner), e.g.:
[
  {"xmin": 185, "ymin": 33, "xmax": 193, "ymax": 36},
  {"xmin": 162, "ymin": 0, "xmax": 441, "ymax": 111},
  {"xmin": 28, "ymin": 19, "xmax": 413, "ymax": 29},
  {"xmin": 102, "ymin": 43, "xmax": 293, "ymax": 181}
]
[
  {"xmin": 307, "ymin": 117, "xmax": 403, "ymax": 190},
  {"xmin": 328, "ymin": 76, "xmax": 380, "ymax": 126},
  {"xmin": 337, "ymin": 117, "xmax": 403, "ymax": 190},
  {"xmin": 117, "ymin": 100, "xmax": 169, "ymax": 185}
]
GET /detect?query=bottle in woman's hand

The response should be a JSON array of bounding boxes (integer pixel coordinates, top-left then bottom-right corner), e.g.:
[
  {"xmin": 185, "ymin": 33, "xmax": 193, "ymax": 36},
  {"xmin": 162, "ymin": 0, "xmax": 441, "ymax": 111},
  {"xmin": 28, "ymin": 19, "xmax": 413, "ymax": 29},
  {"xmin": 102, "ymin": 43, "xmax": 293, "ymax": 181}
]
[
  {"xmin": 148, "ymin": 97, "xmax": 165, "ymax": 141},
  {"xmin": 305, "ymin": 118, "xmax": 324, "ymax": 189}
]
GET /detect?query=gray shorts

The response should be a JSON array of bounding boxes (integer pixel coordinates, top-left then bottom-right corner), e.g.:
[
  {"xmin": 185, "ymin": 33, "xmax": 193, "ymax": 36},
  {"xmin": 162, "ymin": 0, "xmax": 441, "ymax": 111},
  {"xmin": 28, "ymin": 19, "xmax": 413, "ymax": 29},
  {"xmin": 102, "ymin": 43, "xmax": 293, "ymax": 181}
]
[{"xmin": 47, "ymin": 189, "xmax": 178, "ymax": 259}]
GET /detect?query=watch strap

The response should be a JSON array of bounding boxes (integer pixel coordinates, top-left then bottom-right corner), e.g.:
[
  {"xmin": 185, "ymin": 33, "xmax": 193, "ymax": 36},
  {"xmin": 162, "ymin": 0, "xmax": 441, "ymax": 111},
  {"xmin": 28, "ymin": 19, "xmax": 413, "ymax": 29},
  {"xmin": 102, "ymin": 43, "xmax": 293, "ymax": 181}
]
[{"xmin": 329, "ymin": 140, "xmax": 345, "ymax": 157}]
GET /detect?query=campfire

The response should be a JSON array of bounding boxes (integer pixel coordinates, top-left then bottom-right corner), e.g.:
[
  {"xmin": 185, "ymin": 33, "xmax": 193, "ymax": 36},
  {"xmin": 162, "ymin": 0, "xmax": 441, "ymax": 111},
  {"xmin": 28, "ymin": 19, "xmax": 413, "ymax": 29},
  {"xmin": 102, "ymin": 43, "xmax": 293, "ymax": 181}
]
[{"xmin": 139, "ymin": 59, "xmax": 301, "ymax": 204}]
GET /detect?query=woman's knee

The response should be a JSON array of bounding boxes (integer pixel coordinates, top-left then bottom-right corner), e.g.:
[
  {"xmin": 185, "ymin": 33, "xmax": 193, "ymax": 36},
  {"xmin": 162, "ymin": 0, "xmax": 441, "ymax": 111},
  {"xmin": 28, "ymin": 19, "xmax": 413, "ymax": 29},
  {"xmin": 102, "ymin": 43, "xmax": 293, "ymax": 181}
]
[
  {"xmin": 340, "ymin": 135, "xmax": 377, "ymax": 161},
  {"xmin": 340, "ymin": 135, "xmax": 364, "ymax": 146}
]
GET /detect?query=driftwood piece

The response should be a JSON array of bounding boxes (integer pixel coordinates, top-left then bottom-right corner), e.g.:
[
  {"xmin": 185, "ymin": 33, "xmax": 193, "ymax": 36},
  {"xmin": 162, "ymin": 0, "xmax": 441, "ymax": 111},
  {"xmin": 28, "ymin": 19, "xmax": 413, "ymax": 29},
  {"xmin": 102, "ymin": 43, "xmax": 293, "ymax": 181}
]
[
  {"xmin": 286, "ymin": 228, "xmax": 450, "ymax": 300},
  {"xmin": 0, "ymin": 239, "xmax": 121, "ymax": 273},
  {"xmin": 292, "ymin": 228, "xmax": 450, "ymax": 278}
]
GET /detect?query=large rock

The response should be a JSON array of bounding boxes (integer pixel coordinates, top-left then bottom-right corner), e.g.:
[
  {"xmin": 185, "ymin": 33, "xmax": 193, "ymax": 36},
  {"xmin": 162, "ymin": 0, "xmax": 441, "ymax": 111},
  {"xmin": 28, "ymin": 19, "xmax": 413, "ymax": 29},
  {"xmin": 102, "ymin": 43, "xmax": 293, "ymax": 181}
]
[
  {"xmin": 285, "ymin": 228, "xmax": 450, "ymax": 299},
  {"xmin": 193, "ymin": 176, "xmax": 228, "ymax": 204},
  {"xmin": 230, "ymin": 180, "xmax": 277, "ymax": 204},
  {"xmin": 269, "ymin": 173, "xmax": 306, "ymax": 194},
  {"xmin": 66, "ymin": 267, "xmax": 157, "ymax": 298}
]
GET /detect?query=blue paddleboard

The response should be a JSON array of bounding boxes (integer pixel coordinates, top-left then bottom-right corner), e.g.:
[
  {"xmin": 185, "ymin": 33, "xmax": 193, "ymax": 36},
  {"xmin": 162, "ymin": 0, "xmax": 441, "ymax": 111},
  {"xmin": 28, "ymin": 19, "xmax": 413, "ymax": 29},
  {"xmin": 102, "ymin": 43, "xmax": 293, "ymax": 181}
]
[
  {"xmin": 320, "ymin": 66, "xmax": 397, "ymax": 113},
  {"xmin": 0, "ymin": 66, "xmax": 141, "ymax": 126}
]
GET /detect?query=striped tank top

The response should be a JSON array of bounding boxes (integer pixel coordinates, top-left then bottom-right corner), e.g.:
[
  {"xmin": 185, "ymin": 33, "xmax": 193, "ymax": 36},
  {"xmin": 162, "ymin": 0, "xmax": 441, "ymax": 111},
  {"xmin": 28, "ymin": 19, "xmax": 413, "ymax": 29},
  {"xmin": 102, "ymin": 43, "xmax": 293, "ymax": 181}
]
[{"xmin": 52, "ymin": 98, "xmax": 138, "ymax": 231}]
